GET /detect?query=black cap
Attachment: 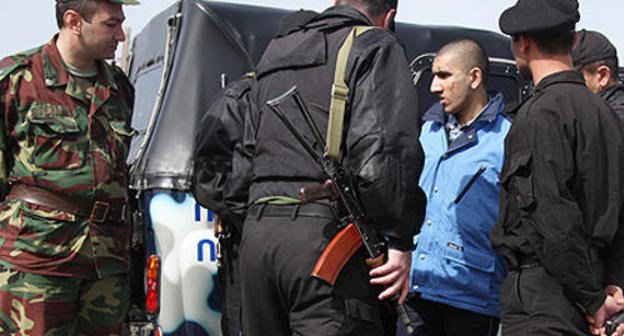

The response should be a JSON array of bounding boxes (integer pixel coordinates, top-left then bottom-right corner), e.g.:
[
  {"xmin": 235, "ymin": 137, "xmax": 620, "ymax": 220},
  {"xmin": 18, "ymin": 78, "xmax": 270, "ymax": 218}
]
[
  {"xmin": 499, "ymin": 0, "xmax": 579, "ymax": 35},
  {"xmin": 572, "ymin": 29, "xmax": 618, "ymax": 69}
]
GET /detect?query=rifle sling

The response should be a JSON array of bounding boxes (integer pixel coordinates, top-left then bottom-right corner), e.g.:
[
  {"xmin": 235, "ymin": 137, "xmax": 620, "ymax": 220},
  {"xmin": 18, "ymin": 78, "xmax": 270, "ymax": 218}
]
[{"xmin": 325, "ymin": 26, "xmax": 377, "ymax": 159}]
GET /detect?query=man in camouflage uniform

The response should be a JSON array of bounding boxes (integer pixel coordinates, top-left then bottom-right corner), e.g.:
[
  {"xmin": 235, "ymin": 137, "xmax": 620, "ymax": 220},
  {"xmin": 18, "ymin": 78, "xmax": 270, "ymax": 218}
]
[{"xmin": 0, "ymin": 0, "xmax": 138, "ymax": 335}]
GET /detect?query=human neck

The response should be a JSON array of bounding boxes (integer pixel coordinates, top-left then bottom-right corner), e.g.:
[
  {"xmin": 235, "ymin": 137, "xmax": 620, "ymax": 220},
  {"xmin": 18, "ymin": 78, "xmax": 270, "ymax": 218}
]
[
  {"xmin": 529, "ymin": 55, "xmax": 573, "ymax": 86},
  {"xmin": 457, "ymin": 90, "xmax": 488, "ymax": 126},
  {"xmin": 56, "ymin": 31, "xmax": 96, "ymax": 71}
]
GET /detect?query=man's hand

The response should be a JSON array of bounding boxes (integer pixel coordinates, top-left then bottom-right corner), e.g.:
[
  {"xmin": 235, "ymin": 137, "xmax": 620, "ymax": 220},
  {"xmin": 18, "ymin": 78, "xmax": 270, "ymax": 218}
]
[
  {"xmin": 609, "ymin": 322, "xmax": 624, "ymax": 336},
  {"xmin": 612, "ymin": 323, "xmax": 624, "ymax": 336},
  {"xmin": 606, "ymin": 285, "xmax": 624, "ymax": 306},
  {"xmin": 588, "ymin": 313, "xmax": 624, "ymax": 336},
  {"xmin": 369, "ymin": 248, "xmax": 411, "ymax": 303},
  {"xmin": 604, "ymin": 286, "xmax": 624, "ymax": 336},
  {"xmin": 587, "ymin": 287, "xmax": 624, "ymax": 335}
]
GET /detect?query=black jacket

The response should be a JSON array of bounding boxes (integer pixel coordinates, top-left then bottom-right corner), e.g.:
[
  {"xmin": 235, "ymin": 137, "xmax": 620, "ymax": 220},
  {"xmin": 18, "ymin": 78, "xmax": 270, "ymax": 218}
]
[
  {"xmin": 193, "ymin": 77, "xmax": 255, "ymax": 233},
  {"xmin": 248, "ymin": 6, "xmax": 426, "ymax": 250},
  {"xmin": 491, "ymin": 70, "xmax": 624, "ymax": 314},
  {"xmin": 191, "ymin": 10, "xmax": 320, "ymax": 232},
  {"xmin": 600, "ymin": 83, "xmax": 624, "ymax": 120}
]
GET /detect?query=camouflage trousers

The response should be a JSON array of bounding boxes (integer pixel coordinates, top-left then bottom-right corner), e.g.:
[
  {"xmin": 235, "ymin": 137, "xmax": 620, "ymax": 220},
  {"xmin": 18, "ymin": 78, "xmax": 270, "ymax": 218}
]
[{"xmin": 0, "ymin": 267, "xmax": 129, "ymax": 336}]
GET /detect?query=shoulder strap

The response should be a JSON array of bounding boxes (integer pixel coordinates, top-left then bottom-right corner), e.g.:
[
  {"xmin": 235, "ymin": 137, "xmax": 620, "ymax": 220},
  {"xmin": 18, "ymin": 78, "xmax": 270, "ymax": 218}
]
[
  {"xmin": 0, "ymin": 63, "xmax": 21, "ymax": 82},
  {"xmin": 0, "ymin": 55, "xmax": 30, "ymax": 82},
  {"xmin": 325, "ymin": 26, "xmax": 377, "ymax": 159}
]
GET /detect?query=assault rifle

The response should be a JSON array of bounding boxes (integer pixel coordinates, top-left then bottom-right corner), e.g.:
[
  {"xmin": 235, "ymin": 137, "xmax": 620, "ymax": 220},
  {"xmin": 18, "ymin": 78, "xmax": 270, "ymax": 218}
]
[{"xmin": 266, "ymin": 86, "xmax": 414, "ymax": 334}]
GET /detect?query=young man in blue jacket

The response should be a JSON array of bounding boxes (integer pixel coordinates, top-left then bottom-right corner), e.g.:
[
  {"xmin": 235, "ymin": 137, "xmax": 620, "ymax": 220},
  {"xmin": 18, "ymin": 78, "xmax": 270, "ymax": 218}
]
[{"xmin": 407, "ymin": 39, "xmax": 511, "ymax": 336}]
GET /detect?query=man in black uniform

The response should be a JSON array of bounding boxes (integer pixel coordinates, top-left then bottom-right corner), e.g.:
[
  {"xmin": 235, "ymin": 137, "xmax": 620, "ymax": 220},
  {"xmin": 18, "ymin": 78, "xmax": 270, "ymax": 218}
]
[
  {"xmin": 490, "ymin": 0, "xmax": 624, "ymax": 335},
  {"xmin": 192, "ymin": 11, "xmax": 320, "ymax": 336},
  {"xmin": 572, "ymin": 29, "xmax": 624, "ymax": 119},
  {"xmin": 238, "ymin": 0, "xmax": 426, "ymax": 335},
  {"xmin": 193, "ymin": 74, "xmax": 255, "ymax": 336}
]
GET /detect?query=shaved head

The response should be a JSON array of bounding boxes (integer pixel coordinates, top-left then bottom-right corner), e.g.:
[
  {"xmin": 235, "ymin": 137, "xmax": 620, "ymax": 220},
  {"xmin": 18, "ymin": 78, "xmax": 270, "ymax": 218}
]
[
  {"xmin": 430, "ymin": 38, "xmax": 490, "ymax": 123},
  {"xmin": 437, "ymin": 39, "xmax": 490, "ymax": 86}
]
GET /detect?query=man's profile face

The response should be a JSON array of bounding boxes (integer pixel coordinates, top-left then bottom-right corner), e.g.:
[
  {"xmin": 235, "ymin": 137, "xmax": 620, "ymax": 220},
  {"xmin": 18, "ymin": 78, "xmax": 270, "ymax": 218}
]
[
  {"xmin": 79, "ymin": 1, "xmax": 126, "ymax": 61},
  {"xmin": 430, "ymin": 52, "xmax": 473, "ymax": 115}
]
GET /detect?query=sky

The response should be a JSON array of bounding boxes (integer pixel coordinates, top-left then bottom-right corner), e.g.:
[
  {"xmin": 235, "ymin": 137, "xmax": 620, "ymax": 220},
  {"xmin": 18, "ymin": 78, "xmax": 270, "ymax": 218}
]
[{"xmin": 0, "ymin": 0, "xmax": 623, "ymax": 62}]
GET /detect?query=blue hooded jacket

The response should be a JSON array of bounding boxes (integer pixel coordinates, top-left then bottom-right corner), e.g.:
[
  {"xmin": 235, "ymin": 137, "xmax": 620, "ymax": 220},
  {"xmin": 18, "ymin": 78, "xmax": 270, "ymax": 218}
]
[{"xmin": 410, "ymin": 92, "xmax": 511, "ymax": 317}]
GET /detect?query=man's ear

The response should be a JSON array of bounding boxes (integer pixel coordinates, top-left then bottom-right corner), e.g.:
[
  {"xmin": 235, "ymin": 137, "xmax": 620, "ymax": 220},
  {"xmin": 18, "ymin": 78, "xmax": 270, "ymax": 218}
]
[
  {"xmin": 470, "ymin": 67, "xmax": 483, "ymax": 90},
  {"xmin": 63, "ymin": 9, "xmax": 83, "ymax": 36},
  {"xmin": 383, "ymin": 8, "xmax": 396, "ymax": 30},
  {"xmin": 597, "ymin": 65, "xmax": 612, "ymax": 88},
  {"xmin": 518, "ymin": 35, "xmax": 531, "ymax": 57}
]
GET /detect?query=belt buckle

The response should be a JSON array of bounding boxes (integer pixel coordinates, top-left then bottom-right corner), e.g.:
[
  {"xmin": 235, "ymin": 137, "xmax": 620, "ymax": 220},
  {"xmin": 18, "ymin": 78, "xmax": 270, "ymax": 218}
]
[{"xmin": 89, "ymin": 201, "xmax": 110, "ymax": 223}]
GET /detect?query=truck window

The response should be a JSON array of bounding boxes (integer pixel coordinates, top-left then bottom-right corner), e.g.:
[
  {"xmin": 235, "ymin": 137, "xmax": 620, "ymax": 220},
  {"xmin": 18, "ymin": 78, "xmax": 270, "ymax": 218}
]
[{"xmin": 129, "ymin": 63, "xmax": 164, "ymax": 164}]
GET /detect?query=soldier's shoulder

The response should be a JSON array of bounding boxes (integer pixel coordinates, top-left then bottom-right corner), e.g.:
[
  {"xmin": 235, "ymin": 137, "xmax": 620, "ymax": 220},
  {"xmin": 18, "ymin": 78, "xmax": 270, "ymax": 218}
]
[
  {"xmin": 224, "ymin": 75, "xmax": 255, "ymax": 99},
  {"xmin": 0, "ymin": 46, "xmax": 42, "ymax": 82},
  {"xmin": 275, "ymin": 10, "xmax": 319, "ymax": 38},
  {"xmin": 352, "ymin": 27, "xmax": 398, "ymax": 51},
  {"xmin": 610, "ymin": 84, "xmax": 624, "ymax": 107}
]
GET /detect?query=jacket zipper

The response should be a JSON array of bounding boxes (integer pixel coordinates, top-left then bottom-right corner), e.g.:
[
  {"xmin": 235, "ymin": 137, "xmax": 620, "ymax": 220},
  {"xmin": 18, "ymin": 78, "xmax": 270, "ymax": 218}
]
[{"xmin": 454, "ymin": 165, "xmax": 486, "ymax": 204}]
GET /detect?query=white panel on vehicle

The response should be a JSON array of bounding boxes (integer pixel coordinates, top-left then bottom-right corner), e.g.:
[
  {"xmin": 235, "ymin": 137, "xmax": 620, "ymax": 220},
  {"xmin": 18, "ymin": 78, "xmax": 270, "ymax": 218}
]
[{"xmin": 149, "ymin": 192, "xmax": 221, "ymax": 335}]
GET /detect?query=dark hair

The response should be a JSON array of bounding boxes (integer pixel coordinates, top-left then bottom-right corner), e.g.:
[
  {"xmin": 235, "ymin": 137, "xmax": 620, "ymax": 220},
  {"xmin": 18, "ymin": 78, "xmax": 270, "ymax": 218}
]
[
  {"xmin": 438, "ymin": 38, "xmax": 490, "ymax": 85},
  {"xmin": 337, "ymin": 0, "xmax": 396, "ymax": 17},
  {"xmin": 583, "ymin": 57, "xmax": 620, "ymax": 81},
  {"xmin": 55, "ymin": 0, "xmax": 101, "ymax": 28},
  {"xmin": 524, "ymin": 24, "xmax": 576, "ymax": 55}
]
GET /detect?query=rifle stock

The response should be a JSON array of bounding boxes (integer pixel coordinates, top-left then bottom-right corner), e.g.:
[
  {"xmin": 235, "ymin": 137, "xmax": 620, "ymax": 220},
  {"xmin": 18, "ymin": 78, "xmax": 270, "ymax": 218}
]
[{"xmin": 312, "ymin": 223, "xmax": 363, "ymax": 285}]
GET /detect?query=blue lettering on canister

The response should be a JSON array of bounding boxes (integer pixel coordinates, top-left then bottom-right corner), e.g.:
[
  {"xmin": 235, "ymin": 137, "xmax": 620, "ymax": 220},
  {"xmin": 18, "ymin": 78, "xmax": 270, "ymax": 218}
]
[
  {"xmin": 195, "ymin": 203, "xmax": 214, "ymax": 222},
  {"xmin": 197, "ymin": 239, "xmax": 217, "ymax": 262}
]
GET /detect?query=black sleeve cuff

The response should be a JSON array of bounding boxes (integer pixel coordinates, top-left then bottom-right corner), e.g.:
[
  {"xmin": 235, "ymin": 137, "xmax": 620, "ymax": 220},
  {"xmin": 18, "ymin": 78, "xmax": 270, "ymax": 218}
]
[
  {"xmin": 387, "ymin": 238, "xmax": 414, "ymax": 252},
  {"xmin": 578, "ymin": 291, "xmax": 607, "ymax": 315}
]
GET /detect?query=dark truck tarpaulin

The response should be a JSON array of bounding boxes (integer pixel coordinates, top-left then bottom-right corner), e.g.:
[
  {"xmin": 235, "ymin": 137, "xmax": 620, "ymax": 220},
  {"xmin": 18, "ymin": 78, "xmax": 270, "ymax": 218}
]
[{"xmin": 126, "ymin": 0, "xmax": 519, "ymax": 193}]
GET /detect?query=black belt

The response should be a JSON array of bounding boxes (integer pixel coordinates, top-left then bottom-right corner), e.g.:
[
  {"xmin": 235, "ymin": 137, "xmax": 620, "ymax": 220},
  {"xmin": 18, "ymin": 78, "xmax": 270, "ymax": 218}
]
[
  {"xmin": 516, "ymin": 249, "xmax": 601, "ymax": 270},
  {"xmin": 248, "ymin": 203, "xmax": 336, "ymax": 220}
]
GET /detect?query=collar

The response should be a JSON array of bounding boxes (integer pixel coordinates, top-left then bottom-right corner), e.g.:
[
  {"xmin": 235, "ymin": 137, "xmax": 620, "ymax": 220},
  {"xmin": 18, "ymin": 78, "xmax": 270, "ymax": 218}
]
[
  {"xmin": 42, "ymin": 34, "xmax": 117, "ymax": 91},
  {"xmin": 42, "ymin": 35, "xmax": 69, "ymax": 88},
  {"xmin": 599, "ymin": 82, "xmax": 624, "ymax": 102},
  {"xmin": 423, "ymin": 92, "xmax": 505, "ymax": 126},
  {"xmin": 534, "ymin": 70, "xmax": 586, "ymax": 92}
]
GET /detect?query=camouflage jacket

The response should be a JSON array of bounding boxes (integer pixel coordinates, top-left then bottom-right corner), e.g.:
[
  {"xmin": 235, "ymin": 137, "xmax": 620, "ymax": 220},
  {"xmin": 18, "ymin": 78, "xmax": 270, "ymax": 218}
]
[{"xmin": 0, "ymin": 36, "xmax": 135, "ymax": 279}]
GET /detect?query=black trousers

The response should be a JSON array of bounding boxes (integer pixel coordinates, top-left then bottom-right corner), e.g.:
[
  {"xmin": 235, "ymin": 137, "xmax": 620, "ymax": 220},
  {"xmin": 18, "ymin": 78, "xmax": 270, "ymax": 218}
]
[
  {"xmin": 403, "ymin": 295, "xmax": 499, "ymax": 336},
  {"xmin": 239, "ymin": 204, "xmax": 388, "ymax": 336},
  {"xmin": 219, "ymin": 237, "xmax": 242, "ymax": 336},
  {"xmin": 500, "ymin": 266, "xmax": 590, "ymax": 336}
]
